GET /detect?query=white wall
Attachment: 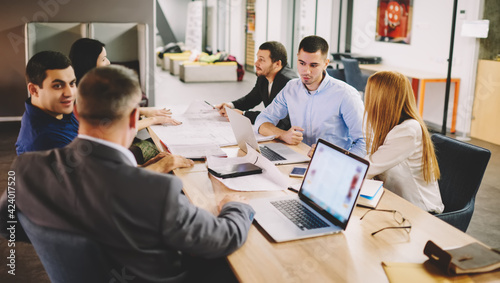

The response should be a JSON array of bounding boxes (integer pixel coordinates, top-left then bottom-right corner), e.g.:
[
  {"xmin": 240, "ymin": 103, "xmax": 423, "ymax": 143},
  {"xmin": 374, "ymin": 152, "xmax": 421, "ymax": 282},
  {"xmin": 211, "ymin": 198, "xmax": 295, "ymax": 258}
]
[
  {"xmin": 206, "ymin": 0, "xmax": 218, "ymax": 52},
  {"xmin": 228, "ymin": 0, "xmax": 245, "ymax": 65},
  {"xmin": 160, "ymin": 0, "xmax": 246, "ymax": 67},
  {"xmin": 253, "ymin": 0, "xmax": 339, "ymax": 69},
  {"xmin": 351, "ymin": 0, "xmax": 483, "ymax": 134},
  {"xmin": 252, "ymin": 0, "xmax": 304, "ymax": 69},
  {"xmin": 157, "ymin": 0, "xmax": 188, "ymax": 43},
  {"xmin": 332, "ymin": 0, "xmax": 348, "ymax": 54},
  {"xmin": 316, "ymin": 0, "xmax": 334, "ymax": 44},
  {"xmin": 453, "ymin": 1, "xmax": 484, "ymax": 136}
]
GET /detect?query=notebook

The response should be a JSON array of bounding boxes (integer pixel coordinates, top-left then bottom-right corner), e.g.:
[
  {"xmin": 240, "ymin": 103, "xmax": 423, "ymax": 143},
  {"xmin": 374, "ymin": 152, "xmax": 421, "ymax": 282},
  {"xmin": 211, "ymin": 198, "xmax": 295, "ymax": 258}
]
[
  {"xmin": 226, "ymin": 107, "xmax": 310, "ymax": 165},
  {"xmin": 249, "ymin": 138, "xmax": 370, "ymax": 242},
  {"xmin": 357, "ymin": 179, "xmax": 384, "ymax": 208}
]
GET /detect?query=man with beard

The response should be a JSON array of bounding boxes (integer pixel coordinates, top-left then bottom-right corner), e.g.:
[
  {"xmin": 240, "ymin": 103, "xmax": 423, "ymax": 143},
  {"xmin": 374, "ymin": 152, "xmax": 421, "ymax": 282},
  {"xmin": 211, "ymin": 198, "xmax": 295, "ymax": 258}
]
[{"xmin": 216, "ymin": 41, "xmax": 297, "ymax": 130}]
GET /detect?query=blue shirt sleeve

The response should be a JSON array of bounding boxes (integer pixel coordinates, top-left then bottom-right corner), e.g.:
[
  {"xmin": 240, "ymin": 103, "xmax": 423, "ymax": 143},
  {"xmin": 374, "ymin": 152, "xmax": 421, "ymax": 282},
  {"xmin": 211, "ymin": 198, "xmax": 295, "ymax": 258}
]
[
  {"xmin": 340, "ymin": 92, "xmax": 366, "ymax": 157},
  {"xmin": 254, "ymin": 89, "xmax": 289, "ymax": 133},
  {"xmin": 32, "ymin": 132, "xmax": 74, "ymax": 152}
]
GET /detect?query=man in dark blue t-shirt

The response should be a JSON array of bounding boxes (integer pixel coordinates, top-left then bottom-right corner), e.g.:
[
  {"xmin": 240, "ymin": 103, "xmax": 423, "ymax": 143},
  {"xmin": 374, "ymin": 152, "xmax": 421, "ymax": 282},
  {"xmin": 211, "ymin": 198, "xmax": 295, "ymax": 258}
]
[{"xmin": 16, "ymin": 51, "xmax": 79, "ymax": 155}]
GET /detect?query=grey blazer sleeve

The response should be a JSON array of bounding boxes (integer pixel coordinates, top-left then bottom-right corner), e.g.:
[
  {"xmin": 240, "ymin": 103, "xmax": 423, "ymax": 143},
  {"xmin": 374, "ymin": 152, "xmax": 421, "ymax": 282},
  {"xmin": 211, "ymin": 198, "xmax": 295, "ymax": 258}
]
[{"xmin": 160, "ymin": 177, "xmax": 254, "ymax": 259}]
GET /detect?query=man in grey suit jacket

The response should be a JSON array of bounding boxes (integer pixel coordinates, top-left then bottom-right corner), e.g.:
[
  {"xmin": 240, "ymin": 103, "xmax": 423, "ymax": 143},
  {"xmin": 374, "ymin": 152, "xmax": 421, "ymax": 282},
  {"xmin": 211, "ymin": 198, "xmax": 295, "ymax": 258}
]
[
  {"xmin": 216, "ymin": 41, "xmax": 297, "ymax": 130},
  {"xmin": 0, "ymin": 65, "xmax": 254, "ymax": 282}
]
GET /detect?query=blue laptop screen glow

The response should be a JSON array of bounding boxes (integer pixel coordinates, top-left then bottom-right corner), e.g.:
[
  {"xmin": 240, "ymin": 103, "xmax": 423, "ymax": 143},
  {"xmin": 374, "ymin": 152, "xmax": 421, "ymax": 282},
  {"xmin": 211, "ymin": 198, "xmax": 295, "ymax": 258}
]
[{"xmin": 301, "ymin": 142, "xmax": 368, "ymax": 224}]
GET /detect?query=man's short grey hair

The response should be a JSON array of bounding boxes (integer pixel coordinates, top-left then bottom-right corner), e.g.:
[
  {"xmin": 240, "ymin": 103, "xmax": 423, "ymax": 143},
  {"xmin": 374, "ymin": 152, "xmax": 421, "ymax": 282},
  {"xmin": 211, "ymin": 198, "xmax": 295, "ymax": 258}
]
[{"xmin": 77, "ymin": 65, "xmax": 141, "ymax": 126}]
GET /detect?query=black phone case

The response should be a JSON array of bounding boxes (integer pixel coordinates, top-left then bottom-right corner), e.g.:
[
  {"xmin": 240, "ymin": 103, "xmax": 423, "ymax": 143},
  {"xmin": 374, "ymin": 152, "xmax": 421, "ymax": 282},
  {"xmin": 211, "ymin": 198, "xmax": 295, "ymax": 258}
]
[{"xmin": 208, "ymin": 163, "xmax": 262, "ymax": 179}]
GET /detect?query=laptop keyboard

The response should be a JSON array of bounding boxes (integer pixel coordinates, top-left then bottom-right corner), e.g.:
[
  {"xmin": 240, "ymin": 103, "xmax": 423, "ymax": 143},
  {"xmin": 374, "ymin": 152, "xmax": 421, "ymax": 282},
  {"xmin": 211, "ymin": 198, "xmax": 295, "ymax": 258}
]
[
  {"xmin": 271, "ymin": 199, "xmax": 329, "ymax": 230},
  {"xmin": 259, "ymin": 146, "xmax": 286, "ymax": 161}
]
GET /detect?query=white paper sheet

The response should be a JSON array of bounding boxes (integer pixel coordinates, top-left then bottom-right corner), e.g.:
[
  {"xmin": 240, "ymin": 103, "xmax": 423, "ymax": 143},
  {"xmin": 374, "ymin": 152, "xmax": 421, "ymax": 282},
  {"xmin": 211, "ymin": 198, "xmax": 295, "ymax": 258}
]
[
  {"xmin": 150, "ymin": 100, "xmax": 237, "ymax": 146},
  {"xmin": 151, "ymin": 100, "xmax": 275, "ymax": 148},
  {"xmin": 184, "ymin": 99, "xmax": 216, "ymax": 114},
  {"xmin": 168, "ymin": 143, "xmax": 227, "ymax": 159},
  {"xmin": 207, "ymin": 144, "xmax": 289, "ymax": 191}
]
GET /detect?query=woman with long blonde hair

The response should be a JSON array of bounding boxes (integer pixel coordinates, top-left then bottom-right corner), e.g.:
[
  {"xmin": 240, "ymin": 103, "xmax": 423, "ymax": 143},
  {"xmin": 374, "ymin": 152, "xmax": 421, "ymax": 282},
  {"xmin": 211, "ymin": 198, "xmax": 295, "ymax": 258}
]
[{"xmin": 364, "ymin": 71, "xmax": 443, "ymax": 213}]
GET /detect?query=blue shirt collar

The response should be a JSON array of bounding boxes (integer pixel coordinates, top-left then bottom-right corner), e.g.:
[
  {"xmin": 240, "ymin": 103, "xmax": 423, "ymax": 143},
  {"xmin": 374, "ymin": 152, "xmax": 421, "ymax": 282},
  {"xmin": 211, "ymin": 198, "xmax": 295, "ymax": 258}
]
[
  {"xmin": 301, "ymin": 71, "xmax": 332, "ymax": 95},
  {"xmin": 25, "ymin": 97, "xmax": 74, "ymax": 121}
]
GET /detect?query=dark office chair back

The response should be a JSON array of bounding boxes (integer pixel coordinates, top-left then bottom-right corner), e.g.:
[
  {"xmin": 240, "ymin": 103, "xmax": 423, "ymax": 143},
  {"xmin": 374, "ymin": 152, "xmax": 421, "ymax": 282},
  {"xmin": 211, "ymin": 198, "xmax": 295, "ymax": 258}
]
[
  {"xmin": 431, "ymin": 134, "xmax": 491, "ymax": 232},
  {"xmin": 17, "ymin": 211, "xmax": 113, "ymax": 283},
  {"xmin": 326, "ymin": 67, "xmax": 346, "ymax": 82},
  {"xmin": 341, "ymin": 57, "xmax": 369, "ymax": 92}
]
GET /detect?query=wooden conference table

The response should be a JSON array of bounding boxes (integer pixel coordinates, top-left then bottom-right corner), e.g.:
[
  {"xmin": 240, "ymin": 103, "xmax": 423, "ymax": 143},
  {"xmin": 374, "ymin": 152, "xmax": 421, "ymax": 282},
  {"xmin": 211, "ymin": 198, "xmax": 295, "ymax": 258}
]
[{"xmin": 148, "ymin": 129, "xmax": 499, "ymax": 282}]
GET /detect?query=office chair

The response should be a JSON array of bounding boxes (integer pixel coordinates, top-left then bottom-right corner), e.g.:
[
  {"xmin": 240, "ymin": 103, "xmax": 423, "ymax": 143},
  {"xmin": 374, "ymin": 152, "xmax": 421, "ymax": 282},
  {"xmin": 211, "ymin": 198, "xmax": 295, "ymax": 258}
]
[
  {"xmin": 431, "ymin": 134, "xmax": 491, "ymax": 232},
  {"xmin": 326, "ymin": 67, "xmax": 346, "ymax": 82},
  {"xmin": 17, "ymin": 211, "xmax": 113, "ymax": 283},
  {"xmin": 341, "ymin": 57, "xmax": 369, "ymax": 93}
]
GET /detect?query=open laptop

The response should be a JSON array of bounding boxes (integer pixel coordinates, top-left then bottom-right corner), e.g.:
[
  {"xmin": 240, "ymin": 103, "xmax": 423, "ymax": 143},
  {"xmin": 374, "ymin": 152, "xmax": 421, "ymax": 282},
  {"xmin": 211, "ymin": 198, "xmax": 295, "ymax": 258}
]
[
  {"xmin": 226, "ymin": 107, "xmax": 310, "ymax": 165},
  {"xmin": 249, "ymin": 138, "xmax": 369, "ymax": 242}
]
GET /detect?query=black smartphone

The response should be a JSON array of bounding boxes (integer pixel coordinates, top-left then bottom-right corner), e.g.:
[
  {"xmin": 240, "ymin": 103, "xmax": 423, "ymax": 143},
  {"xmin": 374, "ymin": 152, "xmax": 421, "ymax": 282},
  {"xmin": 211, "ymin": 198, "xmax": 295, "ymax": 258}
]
[{"xmin": 208, "ymin": 163, "xmax": 263, "ymax": 179}]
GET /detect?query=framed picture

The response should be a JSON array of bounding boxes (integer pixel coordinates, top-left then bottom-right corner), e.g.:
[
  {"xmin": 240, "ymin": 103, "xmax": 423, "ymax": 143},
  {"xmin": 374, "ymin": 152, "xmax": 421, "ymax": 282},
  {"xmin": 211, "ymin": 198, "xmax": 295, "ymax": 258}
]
[{"xmin": 376, "ymin": 0, "xmax": 413, "ymax": 44}]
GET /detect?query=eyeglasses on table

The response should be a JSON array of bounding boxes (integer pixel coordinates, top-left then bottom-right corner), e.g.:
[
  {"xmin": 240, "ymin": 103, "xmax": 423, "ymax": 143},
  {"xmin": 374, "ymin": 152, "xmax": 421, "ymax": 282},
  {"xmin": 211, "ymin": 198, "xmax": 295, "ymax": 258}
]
[{"xmin": 360, "ymin": 209, "xmax": 412, "ymax": 236}]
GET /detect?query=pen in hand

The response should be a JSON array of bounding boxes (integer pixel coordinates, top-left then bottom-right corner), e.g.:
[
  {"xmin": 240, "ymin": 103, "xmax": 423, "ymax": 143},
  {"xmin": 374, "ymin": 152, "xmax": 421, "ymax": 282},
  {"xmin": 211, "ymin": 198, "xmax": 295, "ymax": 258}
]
[{"xmin": 204, "ymin": 100, "xmax": 216, "ymax": 109}]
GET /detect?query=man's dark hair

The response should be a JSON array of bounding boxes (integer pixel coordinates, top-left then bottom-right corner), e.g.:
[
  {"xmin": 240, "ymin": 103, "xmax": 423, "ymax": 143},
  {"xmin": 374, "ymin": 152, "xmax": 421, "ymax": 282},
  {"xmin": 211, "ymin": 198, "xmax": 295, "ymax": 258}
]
[
  {"xmin": 298, "ymin": 35, "xmax": 329, "ymax": 57},
  {"xmin": 69, "ymin": 38, "xmax": 106, "ymax": 85},
  {"xmin": 25, "ymin": 51, "xmax": 72, "ymax": 87},
  {"xmin": 259, "ymin": 41, "xmax": 288, "ymax": 67},
  {"xmin": 77, "ymin": 65, "xmax": 141, "ymax": 126}
]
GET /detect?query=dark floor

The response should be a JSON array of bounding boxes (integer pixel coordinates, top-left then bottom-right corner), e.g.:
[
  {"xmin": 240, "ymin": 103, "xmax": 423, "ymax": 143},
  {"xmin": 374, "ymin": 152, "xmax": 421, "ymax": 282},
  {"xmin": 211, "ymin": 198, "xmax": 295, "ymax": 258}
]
[
  {"xmin": 457, "ymin": 136, "xmax": 500, "ymax": 249},
  {"xmin": 0, "ymin": 122, "xmax": 50, "ymax": 283},
  {"xmin": 0, "ymin": 120, "xmax": 499, "ymax": 282}
]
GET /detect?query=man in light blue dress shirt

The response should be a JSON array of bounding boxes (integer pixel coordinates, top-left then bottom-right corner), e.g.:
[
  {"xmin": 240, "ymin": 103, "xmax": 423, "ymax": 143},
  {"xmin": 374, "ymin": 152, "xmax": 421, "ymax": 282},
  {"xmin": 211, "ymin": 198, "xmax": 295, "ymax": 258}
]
[{"xmin": 254, "ymin": 35, "xmax": 366, "ymax": 157}]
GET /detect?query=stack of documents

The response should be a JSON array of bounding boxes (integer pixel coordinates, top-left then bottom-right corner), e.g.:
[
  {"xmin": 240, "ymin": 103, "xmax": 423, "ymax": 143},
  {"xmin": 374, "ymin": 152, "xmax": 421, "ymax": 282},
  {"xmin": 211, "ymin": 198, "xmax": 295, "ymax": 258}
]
[
  {"xmin": 168, "ymin": 143, "xmax": 227, "ymax": 160},
  {"xmin": 357, "ymin": 179, "xmax": 384, "ymax": 208}
]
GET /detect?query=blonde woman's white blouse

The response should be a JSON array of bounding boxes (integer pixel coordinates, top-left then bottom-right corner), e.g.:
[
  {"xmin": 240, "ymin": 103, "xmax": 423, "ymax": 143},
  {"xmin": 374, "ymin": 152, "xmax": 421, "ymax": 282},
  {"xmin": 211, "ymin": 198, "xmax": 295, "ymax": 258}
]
[{"xmin": 365, "ymin": 119, "xmax": 444, "ymax": 213}]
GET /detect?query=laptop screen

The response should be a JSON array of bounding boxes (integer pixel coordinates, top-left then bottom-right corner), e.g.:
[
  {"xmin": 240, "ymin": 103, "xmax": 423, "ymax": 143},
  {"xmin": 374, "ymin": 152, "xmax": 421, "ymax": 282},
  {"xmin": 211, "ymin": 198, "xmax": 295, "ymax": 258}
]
[{"xmin": 300, "ymin": 139, "xmax": 369, "ymax": 228}]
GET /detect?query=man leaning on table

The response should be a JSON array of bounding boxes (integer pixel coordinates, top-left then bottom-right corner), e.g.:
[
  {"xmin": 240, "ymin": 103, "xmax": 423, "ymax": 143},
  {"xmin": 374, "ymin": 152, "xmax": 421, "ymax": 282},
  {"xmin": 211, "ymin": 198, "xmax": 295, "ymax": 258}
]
[
  {"xmin": 216, "ymin": 41, "xmax": 297, "ymax": 130},
  {"xmin": 0, "ymin": 65, "xmax": 254, "ymax": 282},
  {"xmin": 254, "ymin": 35, "xmax": 366, "ymax": 157}
]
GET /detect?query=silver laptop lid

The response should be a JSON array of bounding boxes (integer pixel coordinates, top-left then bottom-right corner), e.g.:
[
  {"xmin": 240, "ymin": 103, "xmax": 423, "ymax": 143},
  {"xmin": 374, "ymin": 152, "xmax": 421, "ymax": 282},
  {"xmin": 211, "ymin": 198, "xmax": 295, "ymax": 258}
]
[
  {"xmin": 226, "ymin": 107, "xmax": 260, "ymax": 153},
  {"xmin": 298, "ymin": 138, "xmax": 369, "ymax": 230}
]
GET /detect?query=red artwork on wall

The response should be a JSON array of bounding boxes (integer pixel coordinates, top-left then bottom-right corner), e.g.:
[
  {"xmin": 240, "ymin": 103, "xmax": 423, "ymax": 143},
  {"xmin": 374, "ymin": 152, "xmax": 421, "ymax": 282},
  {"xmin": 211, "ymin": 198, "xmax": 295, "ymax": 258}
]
[{"xmin": 376, "ymin": 0, "xmax": 413, "ymax": 44}]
